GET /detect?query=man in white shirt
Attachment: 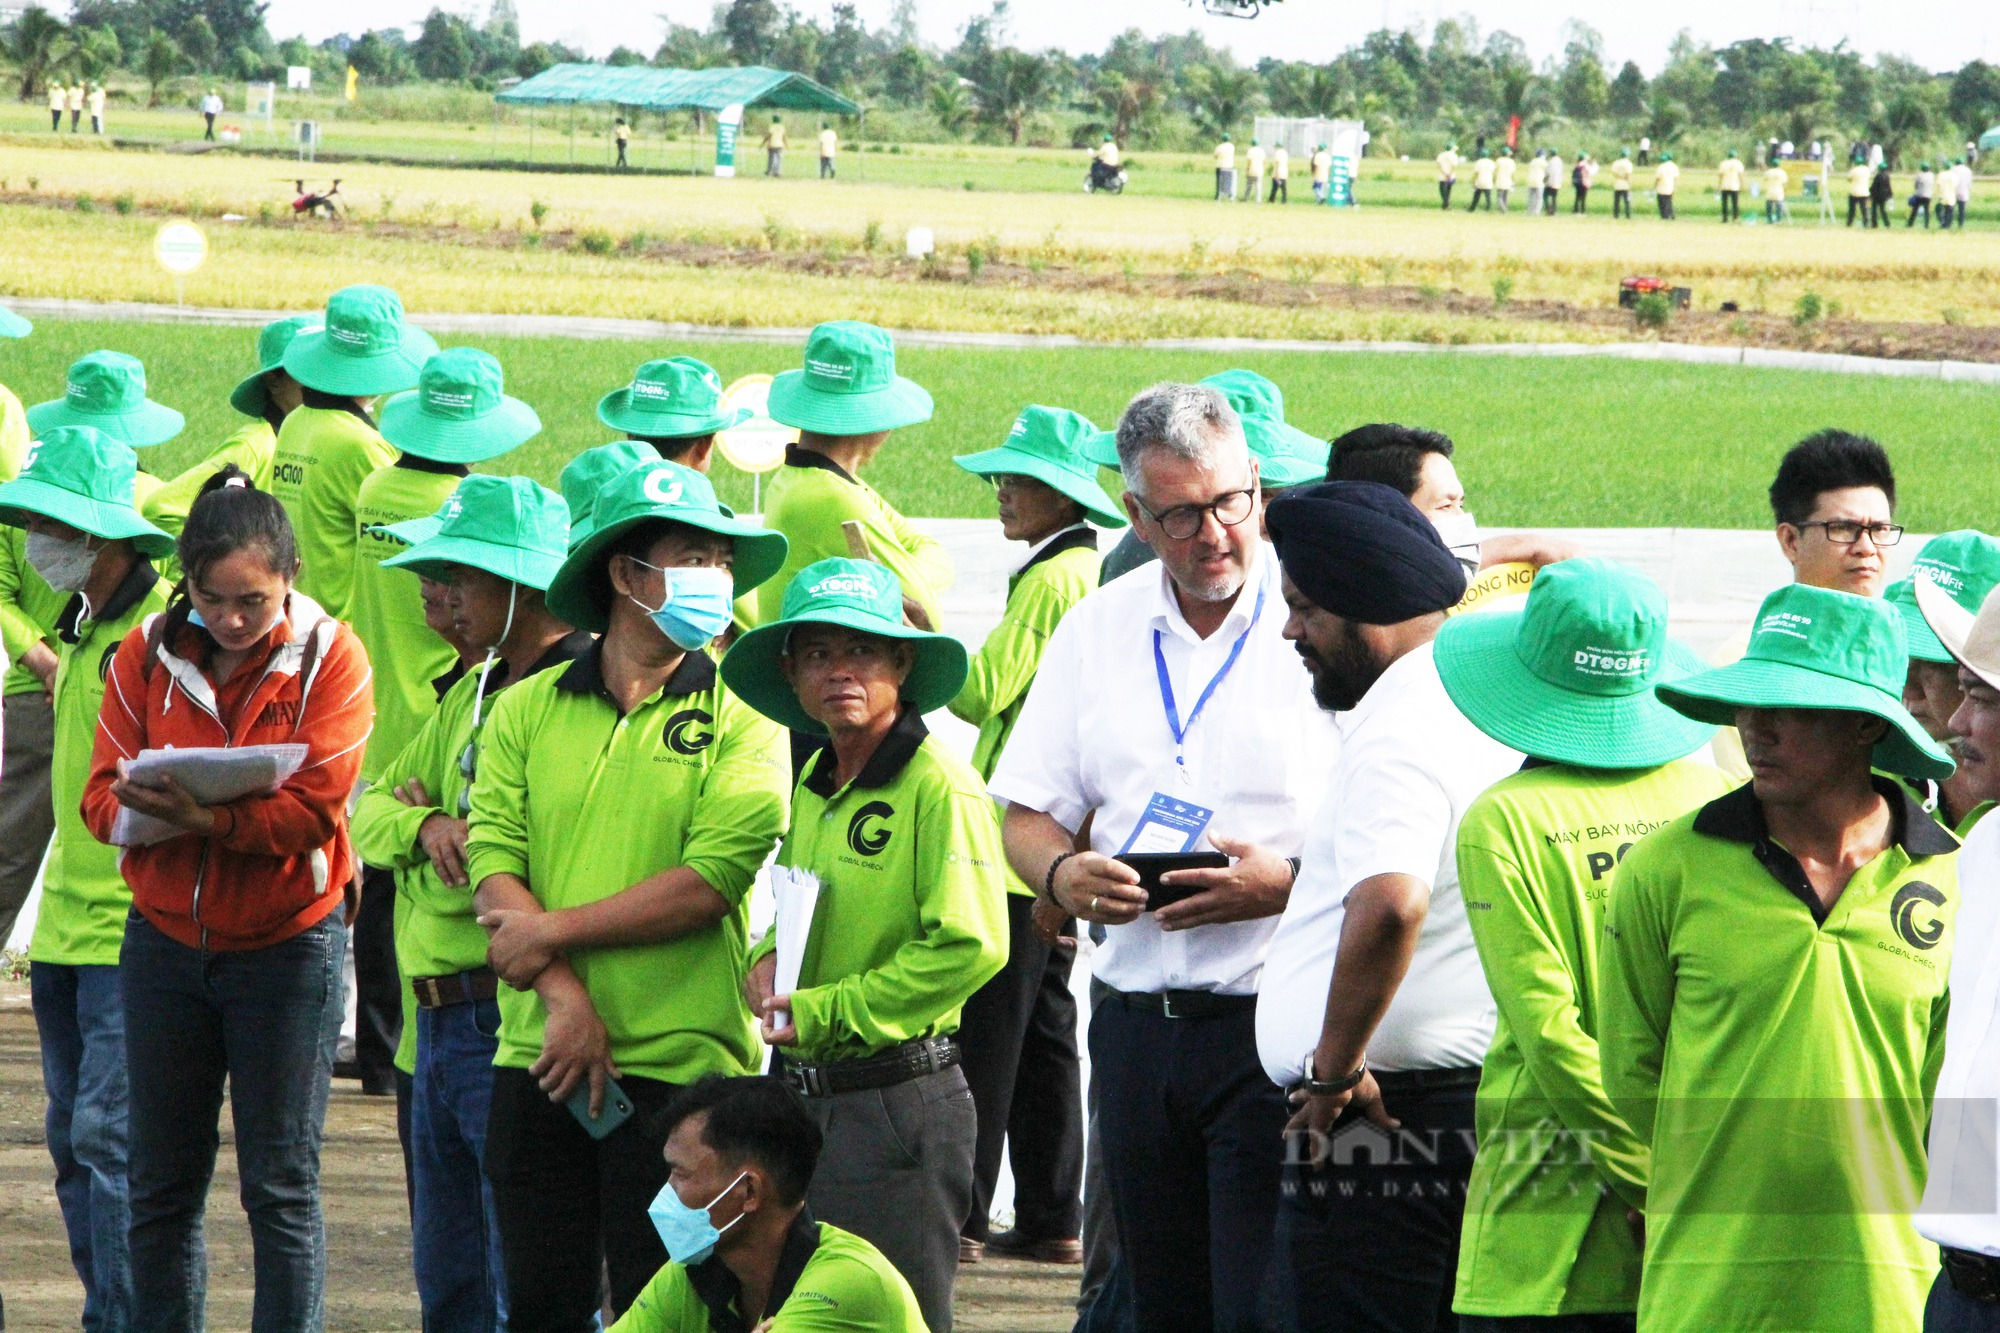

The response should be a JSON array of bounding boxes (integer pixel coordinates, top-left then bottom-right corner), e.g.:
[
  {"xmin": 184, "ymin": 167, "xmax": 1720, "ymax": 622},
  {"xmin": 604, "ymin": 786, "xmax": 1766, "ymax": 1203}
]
[
  {"xmin": 993, "ymin": 381, "xmax": 1335, "ymax": 1332},
  {"xmin": 1254, "ymin": 480, "xmax": 1521, "ymax": 1333},
  {"xmin": 1916, "ymin": 581, "xmax": 2000, "ymax": 1332}
]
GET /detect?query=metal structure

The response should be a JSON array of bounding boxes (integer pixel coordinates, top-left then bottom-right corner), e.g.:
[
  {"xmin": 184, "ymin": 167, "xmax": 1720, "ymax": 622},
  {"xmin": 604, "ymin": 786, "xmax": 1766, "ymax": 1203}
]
[{"xmin": 1188, "ymin": 0, "xmax": 1282, "ymax": 15}]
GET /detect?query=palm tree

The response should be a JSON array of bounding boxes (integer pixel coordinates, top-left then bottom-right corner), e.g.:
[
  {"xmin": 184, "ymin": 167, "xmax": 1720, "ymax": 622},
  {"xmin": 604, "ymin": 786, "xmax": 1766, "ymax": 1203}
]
[
  {"xmin": 1183, "ymin": 64, "xmax": 1264, "ymax": 139},
  {"xmin": 977, "ymin": 50, "xmax": 1053, "ymax": 145},
  {"xmin": 142, "ymin": 31, "xmax": 182, "ymax": 107},
  {"xmin": 57, "ymin": 25, "xmax": 121, "ymax": 83},
  {"xmin": 928, "ymin": 78, "xmax": 973, "ymax": 138},
  {"xmin": 8, "ymin": 6, "xmax": 67, "ymax": 100},
  {"xmin": 1087, "ymin": 70, "xmax": 1164, "ymax": 143}
]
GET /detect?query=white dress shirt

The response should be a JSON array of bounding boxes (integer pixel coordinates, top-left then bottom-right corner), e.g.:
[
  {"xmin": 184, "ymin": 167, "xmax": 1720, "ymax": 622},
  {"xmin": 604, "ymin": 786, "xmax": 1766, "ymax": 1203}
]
[
  {"xmin": 990, "ymin": 540, "xmax": 1335, "ymax": 995},
  {"xmin": 1919, "ymin": 816, "xmax": 2000, "ymax": 1256},
  {"xmin": 1257, "ymin": 640, "xmax": 1522, "ymax": 1084}
]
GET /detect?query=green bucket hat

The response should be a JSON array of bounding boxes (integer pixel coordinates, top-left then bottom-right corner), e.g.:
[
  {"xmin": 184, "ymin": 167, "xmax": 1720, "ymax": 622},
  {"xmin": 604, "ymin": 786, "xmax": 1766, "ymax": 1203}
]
[
  {"xmin": 546, "ymin": 458, "xmax": 787, "ymax": 633},
  {"xmin": 953, "ymin": 406, "xmax": 1128, "ymax": 529},
  {"xmin": 1078, "ymin": 370, "xmax": 1330, "ymax": 487},
  {"xmin": 379, "ymin": 348, "xmax": 542, "ymax": 464},
  {"xmin": 368, "ymin": 501, "xmax": 449, "ymax": 549},
  {"xmin": 27, "ymin": 351, "xmax": 185, "ymax": 448},
  {"xmin": 0, "ymin": 425, "xmax": 175, "ymax": 558},
  {"xmin": 1655, "ymin": 583, "xmax": 1953, "ymax": 781},
  {"xmin": 0, "ymin": 305, "xmax": 32, "ymax": 339},
  {"xmin": 383, "ymin": 474, "xmax": 570, "ymax": 592},
  {"xmin": 597, "ymin": 357, "xmax": 750, "ymax": 438},
  {"xmin": 1435, "ymin": 557, "xmax": 1715, "ymax": 768},
  {"xmin": 721, "ymin": 558, "xmax": 970, "ymax": 735},
  {"xmin": 767, "ymin": 322, "xmax": 934, "ymax": 436},
  {"xmin": 281, "ymin": 284, "xmax": 440, "ymax": 397},
  {"xmin": 229, "ymin": 314, "xmax": 319, "ymax": 418},
  {"xmin": 1885, "ymin": 530, "xmax": 2000, "ymax": 663},
  {"xmin": 558, "ymin": 441, "xmax": 655, "ymax": 550}
]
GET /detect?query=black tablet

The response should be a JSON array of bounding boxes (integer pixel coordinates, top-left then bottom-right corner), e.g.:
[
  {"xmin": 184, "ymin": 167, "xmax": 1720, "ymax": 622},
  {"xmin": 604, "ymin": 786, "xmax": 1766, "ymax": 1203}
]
[{"xmin": 1117, "ymin": 851, "xmax": 1229, "ymax": 910}]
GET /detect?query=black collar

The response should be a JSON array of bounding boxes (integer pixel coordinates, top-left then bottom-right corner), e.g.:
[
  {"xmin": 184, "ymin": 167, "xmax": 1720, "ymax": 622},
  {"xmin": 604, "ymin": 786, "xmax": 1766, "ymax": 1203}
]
[
  {"xmin": 801, "ymin": 704, "xmax": 929, "ymax": 798},
  {"xmin": 57, "ymin": 558, "xmax": 158, "ymax": 643},
  {"xmin": 394, "ymin": 454, "xmax": 470, "ymax": 477},
  {"xmin": 684, "ymin": 1207, "xmax": 822, "ymax": 1333},
  {"xmin": 1017, "ymin": 525, "xmax": 1098, "ymax": 581},
  {"xmin": 431, "ymin": 660, "xmax": 467, "ymax": 701},
  {"xmin": 1693, "ymin": 776, "xmax": 1957, "ymax": 924},
  {"xmin": 553, "ymin": 636, "xmax": 716, "ymax": 713},
  {"xmin": 783, "ymin": 444, "xmax": 856, "ymax": 484}
]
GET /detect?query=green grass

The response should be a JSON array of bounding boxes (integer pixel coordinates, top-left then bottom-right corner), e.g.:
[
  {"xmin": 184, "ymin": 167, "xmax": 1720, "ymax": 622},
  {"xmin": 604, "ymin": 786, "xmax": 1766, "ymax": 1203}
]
[{"xmin": 9, "ymin": 318, "xmax": 1999, "ymax": 530}]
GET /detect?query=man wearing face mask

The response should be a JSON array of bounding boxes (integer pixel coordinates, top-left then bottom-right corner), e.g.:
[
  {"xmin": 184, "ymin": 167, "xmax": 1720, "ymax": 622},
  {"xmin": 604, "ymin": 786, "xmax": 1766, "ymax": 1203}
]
[
  {"xmin": 465, "ymin": 459, "xmax": 792, "ymax": 1327},
  {"xmin": 612, "ymin": 1075, "xmax": 926, "ymax": 1332},
  {"xmin": 0, "ymin": 425, "xmax": 175, "ymax": 1333},
  {"xmin": 353, "ymin": 476, "xmax": 587, "ymax": 1333},
  {"xmin": 1885, "ymin": 531, "xmax": 2000, "ymax": 838}
]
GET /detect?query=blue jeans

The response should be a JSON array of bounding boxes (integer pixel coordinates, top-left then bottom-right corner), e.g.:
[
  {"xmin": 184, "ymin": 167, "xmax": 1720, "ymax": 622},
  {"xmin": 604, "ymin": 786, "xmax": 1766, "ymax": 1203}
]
[
  {"xmin": 33, "ymin": 961, "xmax": 132, "ymax": 1333},
  {"xmin": 413, "ymin": 996, "xmax": 508, "ymax": 1332},
  {"xmin": 1927, "ymin": 1269, "xmax": 2000, "ymax": 1332},
  {"xmin": 121, "ymin": 910, "xmax": 346, "ymax": 1333}
]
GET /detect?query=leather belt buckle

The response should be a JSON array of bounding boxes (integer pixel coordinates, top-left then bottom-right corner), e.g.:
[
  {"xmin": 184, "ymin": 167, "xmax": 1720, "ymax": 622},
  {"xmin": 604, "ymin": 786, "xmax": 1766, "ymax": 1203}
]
[{"xmin": 413, "ymin": 976, "xmax": 442, "ymax": 1009}]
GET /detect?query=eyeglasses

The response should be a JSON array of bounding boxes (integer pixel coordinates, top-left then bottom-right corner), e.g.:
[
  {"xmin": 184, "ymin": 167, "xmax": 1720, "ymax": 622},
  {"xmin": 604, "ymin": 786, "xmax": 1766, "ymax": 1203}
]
[
  {"xmin": 1132, "ymin": 487, "xmax": 1257, "ymax": 541},
  {"xmin": 1799, "ymin": 520, "xmax": 1904, "ymax": 547}
]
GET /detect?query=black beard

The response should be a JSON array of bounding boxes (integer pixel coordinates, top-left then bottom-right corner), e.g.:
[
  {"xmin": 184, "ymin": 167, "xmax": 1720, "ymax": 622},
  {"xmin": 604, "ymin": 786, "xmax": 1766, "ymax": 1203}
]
[{"xmin": 1300, "ymin": 620, "xmax": 1385, "ymax": 713}]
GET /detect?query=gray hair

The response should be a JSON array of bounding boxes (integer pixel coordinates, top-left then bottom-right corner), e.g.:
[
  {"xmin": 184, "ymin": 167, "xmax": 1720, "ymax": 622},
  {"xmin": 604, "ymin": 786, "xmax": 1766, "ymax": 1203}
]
[{"xmin": 1114, "ymin": 382, "xmax": 1246, "ymax": 482}]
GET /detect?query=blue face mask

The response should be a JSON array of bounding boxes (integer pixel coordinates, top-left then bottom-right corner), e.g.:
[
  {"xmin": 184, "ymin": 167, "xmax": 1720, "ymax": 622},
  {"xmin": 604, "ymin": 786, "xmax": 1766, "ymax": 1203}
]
[
  {"xmin": 648, "ymin": 1170, "xmax": 748, "ymax": 1266},
  {"xmin": 629, "ymin": 563, "xmax": 735, "ymax": 652},
  {"xmin": 187, "ymin": 606, "xmax": 207, "ymax": 628}
]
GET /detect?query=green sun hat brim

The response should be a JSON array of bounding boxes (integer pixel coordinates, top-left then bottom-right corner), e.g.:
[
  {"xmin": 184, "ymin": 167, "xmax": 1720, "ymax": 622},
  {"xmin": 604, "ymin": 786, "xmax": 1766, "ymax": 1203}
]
[
  {"xmin": 369, "ymin": 513, "xmax": 445, "ymax": 547},
  {"xmin": 1655, "ymin": 659, "xmax": 1953, "ymax": 781},
  {"xmin": 766, "ymin": 369, "xmax": 934, "ymax": 435},
  {"xmin": 379, "ymin": 390, "xmax": 541, "ymax": 464},
  {"xmin": 722, "ymin": 606, "xmax": 970, "ymax": 736},
  {"xmin": 280, "ymin": 322, "xmax": 441, "ymax": 397},
  {"xmin": 0, "ymin": 475, "xmax": 176, "ymax": 557},
  {"xmin": 383, "ymin": 534, "xmax": 566, "ymax": 593},
  {"xmin": 25, "ymin": 397, "xmax": 184, "ymax": 449},
  {"xmin": 229, "ymin": 315, "xmax": 320, "ymax": 418},
  {"xmin": 546, "ymin": 504, "xmax": 787, "ymax": 634},
  {"xmin": 952, "ymin": 445, "xmax": 1128, "ymax": 528},
  {"xmin": 596, "ymin": 389, "xmax": 752, "ymax": 438},
  {"xmin": 1080, "ymin": 428, "xmax": 1121, "ymax": 469},
  {"xmin": 0, "ymin": 306, "xmax": 32, "ymax": 339},
  {"xmin": 1435, "ymin": 611, "xmax": 1716, "ymax": 767},
  {"xmin": 1887, "ymin": 578, "xmax": 1950, "ymax": 663},
  {"xmin": 1245, "ymin": 418, "xmax": 1331, "ymax": 487}
]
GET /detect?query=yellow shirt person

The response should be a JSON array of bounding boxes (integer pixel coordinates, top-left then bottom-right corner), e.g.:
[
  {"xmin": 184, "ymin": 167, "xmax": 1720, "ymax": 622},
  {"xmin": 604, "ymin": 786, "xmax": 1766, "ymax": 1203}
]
[
  {"xmin": 819, "ymin": 127, "xmax": 837, "ymax": 158},
  {"xmin": 1611, "ymin": 156, "xmax": 1634, "ymax": 189},
  {"xmin": 1096, "ymin": 138, "xmax": 1121, "ymax": 167},
  {"xmin": 1271, "ymin": 145, "xmax": 1289, "ymax": 179},
  {"xmin": 1653, "ymin": 159, "xmax": 1679, "ymax": 196},
  {"xmin": 1718, "ymin": 156, "xmax": 1744, "ymax": 191},
  {"xmin": 1765, "ymin": 164, "xmax": 1788, "ymax": 200},
  {"xmin": 1214, "ymin": 139, "xmax": 1236, "ymax": 171},
  {"xmin": 1246, "ymin": 142, "xmax": 1265, "ymax": 179},
  {"xmin": 1437, "ymin": 146, "xmax": 1460, "ymax": 181},
  {"xmin": 1848, "ymin": 162, "xmax": 1871, "ymax": 198}
]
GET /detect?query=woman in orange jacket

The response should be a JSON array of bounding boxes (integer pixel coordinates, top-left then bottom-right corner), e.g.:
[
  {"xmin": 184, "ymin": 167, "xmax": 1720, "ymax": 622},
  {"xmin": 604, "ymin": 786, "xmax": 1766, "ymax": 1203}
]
[{"xmin": 81, "ymin": 466, "xmax": 373, "ymax": 1331}]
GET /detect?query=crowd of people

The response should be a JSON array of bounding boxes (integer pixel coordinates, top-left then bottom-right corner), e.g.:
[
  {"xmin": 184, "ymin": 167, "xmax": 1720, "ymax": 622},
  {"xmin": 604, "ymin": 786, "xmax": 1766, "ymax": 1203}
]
[{"xmin": 4, "ymin": 284, "xmax": 2000, "ymax": 1333}]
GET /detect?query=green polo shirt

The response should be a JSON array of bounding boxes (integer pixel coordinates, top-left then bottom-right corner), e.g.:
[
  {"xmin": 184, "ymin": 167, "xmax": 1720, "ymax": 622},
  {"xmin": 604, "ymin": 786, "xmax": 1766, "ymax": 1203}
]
[
  {"xmin": 1454, "ymin": 757, "xmax": 1734, "ymax": 1319},
  {"xmin": 1600, "ymin": 779, "xmax": 1957, "ymax": 1333},
  {"xmin": 140, "ymin": 418, "xmax": 279, "ymax": 539},
  {"xmin": 755, "ymin": 449, "xmax": 952, "ymax": 630},
  {"xmin": 348, "ymin": 459, "xmax": 466, "ymax": 786},
  {"xmin": 0, "ymin": 387, "xmax": 66, "ymax": 698},
  {"xmin": 272, "ymin": 404, "xmax": 396, "ymax": 618},
  {"xmin": 465, "ymin": 642, "xmax": 789, "ymax": 1084},
  {"xmin": 610, "ymin": 1217, "xmax": 927, "ymax": 1333},
  {"xmin": 30, "ymin": 561, "xmax": 169, "ymax": 966},
  {"xmin": 749, "ymin": 708, "xmax": 1007, "ymax": 1064},
  {"xmin": 947, "ymin": 528, "xmax": 1098, "ymax": 897}
]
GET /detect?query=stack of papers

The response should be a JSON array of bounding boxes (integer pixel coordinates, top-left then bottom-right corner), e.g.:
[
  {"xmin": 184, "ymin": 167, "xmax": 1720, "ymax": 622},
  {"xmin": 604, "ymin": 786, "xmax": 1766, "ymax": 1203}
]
[
  {"xmin": 109, "ymin": 744, "xmax": 309, "ymax": 847},
  {"xmin": 767, "ymin": 865, "xmax": 822, "ymax": 1033}
]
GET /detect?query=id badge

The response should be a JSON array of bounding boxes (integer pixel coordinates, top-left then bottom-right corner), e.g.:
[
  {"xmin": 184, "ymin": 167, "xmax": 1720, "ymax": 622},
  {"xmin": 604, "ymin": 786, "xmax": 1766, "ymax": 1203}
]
[{"xmin": 1117, "ymin": 792, "xmax": 1216, "ymax": 856}]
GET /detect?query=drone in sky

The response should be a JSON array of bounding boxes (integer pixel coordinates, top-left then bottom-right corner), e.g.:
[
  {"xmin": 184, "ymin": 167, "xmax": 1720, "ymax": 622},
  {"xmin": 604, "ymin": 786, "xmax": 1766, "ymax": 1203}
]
[{"xmin": 1189, "ymin": 0, "xmax": 1281, "ymax": 16}]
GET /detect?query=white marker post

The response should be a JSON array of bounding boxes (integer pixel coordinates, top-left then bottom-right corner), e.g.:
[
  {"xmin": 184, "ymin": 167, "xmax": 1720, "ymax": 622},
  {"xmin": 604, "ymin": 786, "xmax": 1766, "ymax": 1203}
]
[{"xmin": 153, "ymin": 221, "xmax": 207, "ymax": 313}]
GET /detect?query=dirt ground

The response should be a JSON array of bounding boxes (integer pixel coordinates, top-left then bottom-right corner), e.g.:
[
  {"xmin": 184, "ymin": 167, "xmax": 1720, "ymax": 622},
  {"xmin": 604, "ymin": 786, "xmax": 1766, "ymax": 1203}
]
[{"xmin": 0, "ymin": 980, "xmax": 1077, "ymax": 1331}]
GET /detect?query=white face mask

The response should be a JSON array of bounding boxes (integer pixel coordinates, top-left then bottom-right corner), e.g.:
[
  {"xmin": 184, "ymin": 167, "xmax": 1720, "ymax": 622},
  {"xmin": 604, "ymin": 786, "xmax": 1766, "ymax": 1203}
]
[
  {"xmin": 26, "ymin": 530, "xmax": 98, "ymax": 594},
  {"xmin": 1431, "ymin": 510, "xmax": 1481, "ymax": 571}
]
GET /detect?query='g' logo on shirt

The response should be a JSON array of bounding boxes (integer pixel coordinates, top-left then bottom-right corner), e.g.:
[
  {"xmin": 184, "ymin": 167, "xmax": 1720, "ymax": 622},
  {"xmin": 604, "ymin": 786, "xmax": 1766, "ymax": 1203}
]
[
  {"xmin": 847, "ymin": 801, "xmax": 894, "ymax": 857},
  {"xmin": 662, "ymin": 707, "xmax": 714, "ymax": 756},
  {"xmin": 1890, "ymin": 881, "xmax": 1946, "ymax": 950}
]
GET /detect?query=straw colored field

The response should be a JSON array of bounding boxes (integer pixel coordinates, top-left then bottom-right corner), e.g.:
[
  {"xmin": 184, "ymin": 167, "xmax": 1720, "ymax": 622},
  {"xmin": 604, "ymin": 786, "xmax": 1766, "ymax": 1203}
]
[
  {"xmin": 2, "ymin": 142, "xmax": 1996, "ymax": 331},
  {"xmin": 8, "ymin": 318, "xmax": 1997, "ymax": 531}
]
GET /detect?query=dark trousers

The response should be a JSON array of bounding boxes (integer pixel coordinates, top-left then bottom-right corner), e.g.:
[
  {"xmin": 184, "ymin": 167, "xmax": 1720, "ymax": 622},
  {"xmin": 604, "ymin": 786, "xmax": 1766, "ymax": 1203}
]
[
  {"xmin": 616, "ymin": 141, "xmax": 628, "ymax": 167},
  {"xmin": 33, "ymin": 962, "xmax": 131, "ymax": 1332},
  {"xmin": 1848, "ymin": 196, "xmax": 1867, "ymax": 226},
  {"xmin": 821, "ymin": 155, "xmax": 834, "ymax": 177},
  {"xmin": 412, "ymin": 999, "xmax": 504, "ymax": 1333},
  {"xmin": 203, "ymin": 112, "xmax": 216, "ymax": 140},
  {"xmin": 354, "ymin": 866, "xmax": 403, "ymax": 1083},
  {"xmin": 1926, "ymin": 1267, "xmax": 2000, "ymax": 1332},
  {"xmin": 1091, "ymin": 996, "xmax": 1285, "ymax": 1333},
  {"xmin": 1275, "ymin": 1076, "xmax": 1478, "ymax": 1333},
  {"xmin": 53, "ymin": 109, "xmax": 62, "ymax": 130},
  {"xmin": 1613, "ymin": 189, "xmax": 1632, "ymax": 218},
  {"xmin": 1460, "ymin": 1318, "xmax": 1635, "ymax": 1332},
  {"xmin": 1466, "ymin": 189, "xmax": 1491, "ymax": 211},
  {"xmin": 1543, "ymin": 188, "xmax": 1559, "ymax": 214},
  {"xmin": 1572, "ymin": 186, "xmax": 1588, "ymax": 213},
  {"xmin": 1911, "ymin": 199, "xmax": 1932, "ymax": 227},
  {"xmin": 1657, "ymin": 195, "xmax": 1675, "ymax": 219},
  {"xmin": 1269, "ymin": 178, "xmax": 1287, "ymax": 203},
  {"xmin": 1719, "ymin": 189, "xmax": 1739, "ymax": 221},
  {"xmin": 1767, "ymin": 199, "xmax": 1785, "ymax": 222},
  {"xmin": 1871, "ymin": 197, "xmax": 1890, "ymax": 227},
  {"xmin": 1940, "ymin": 201, "xmax": 1956, "ymax": 230},
  {"xmin": 958, "ymin": 894, "xmax": 1083, "ymax": 1243},
  {"xmin": 122, "ymin": 910, "xmax": 346, "ymax": 1333},
  {"xmin": 0, "ymin": 691, "xmax": 56, "ymax": 942},
  {"xmin": 1438, "ymin": 181, "xmax": 1453, "ymax": 208},
  {"xmin": 485, "ymin": 1065, "xmax": 677, "ymax": 1329}
]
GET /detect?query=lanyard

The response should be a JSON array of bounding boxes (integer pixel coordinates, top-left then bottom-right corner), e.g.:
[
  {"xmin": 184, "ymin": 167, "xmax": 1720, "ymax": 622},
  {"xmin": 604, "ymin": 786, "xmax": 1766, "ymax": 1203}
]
[{"xmin": 1152, "ymin": 581, "xmax": 1266, "ymax": 775}]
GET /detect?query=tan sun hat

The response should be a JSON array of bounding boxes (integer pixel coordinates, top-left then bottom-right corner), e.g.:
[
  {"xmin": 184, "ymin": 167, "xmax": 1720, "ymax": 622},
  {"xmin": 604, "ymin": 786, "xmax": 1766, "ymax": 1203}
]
[{"xmin": 1916, "ymin": 578, "xmax": 2000, "ymax": 692}]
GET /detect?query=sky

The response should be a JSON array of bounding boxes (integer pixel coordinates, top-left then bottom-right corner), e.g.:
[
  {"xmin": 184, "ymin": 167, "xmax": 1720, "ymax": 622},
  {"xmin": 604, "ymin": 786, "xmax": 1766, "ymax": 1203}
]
[{"xmin": 255, "ymin": 0, "xmax": 1998, "ymax": 74}]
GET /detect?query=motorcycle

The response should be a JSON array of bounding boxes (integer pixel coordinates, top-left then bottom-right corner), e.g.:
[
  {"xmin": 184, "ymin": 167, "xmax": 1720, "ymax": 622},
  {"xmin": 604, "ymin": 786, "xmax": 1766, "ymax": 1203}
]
[{"xmin": 1086, "ymin": 161, "xmax": 1128, "ymax": 194}]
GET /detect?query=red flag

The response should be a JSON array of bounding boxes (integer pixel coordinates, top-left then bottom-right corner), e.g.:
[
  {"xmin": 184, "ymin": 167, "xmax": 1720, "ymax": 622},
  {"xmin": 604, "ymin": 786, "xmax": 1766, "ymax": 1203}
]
[{"xmin": 1507, "ymin": 116, "xmax": 1520, "ymax": 149}]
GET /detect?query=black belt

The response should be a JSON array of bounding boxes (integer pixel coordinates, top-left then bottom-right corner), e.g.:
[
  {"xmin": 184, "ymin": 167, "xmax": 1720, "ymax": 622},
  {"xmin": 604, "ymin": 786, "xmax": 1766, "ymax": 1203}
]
[
  {"xmin": 1943, "ymin": 1247, "xmax": 2000, "ymax": 1304},
  {"xmin": 781, "ymin": 1037, "xmax": 960, "ymax": 1099},
  {"xmin": 1109, "ymin": 987, "xmax": 1257, "ymax": 1020},
  {"xmin": 1372, "ymin": 1066, "xmax": 1484, "ymax": 1094},
  {"xmin": 411, "ymin": 967, "xmax": 498, "ymax": 1010}
]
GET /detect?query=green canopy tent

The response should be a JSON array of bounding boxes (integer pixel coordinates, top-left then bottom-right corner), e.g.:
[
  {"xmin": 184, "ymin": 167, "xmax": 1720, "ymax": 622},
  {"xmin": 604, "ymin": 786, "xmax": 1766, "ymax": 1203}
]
[
  {"xmin": 1981, "ymin": 125, "xmax": 2000, "ymax": 154},
  {"xmin": 494, "ymin": 64, "xmax": 861, "ymax": 169}
]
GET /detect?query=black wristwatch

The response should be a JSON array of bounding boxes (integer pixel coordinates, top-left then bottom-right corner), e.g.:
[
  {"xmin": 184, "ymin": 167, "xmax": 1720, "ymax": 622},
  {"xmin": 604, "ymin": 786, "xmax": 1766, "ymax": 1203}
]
[{"xmin": 1299, "ymin": 1051, "xmax": 1367, "ymax": 1097}]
